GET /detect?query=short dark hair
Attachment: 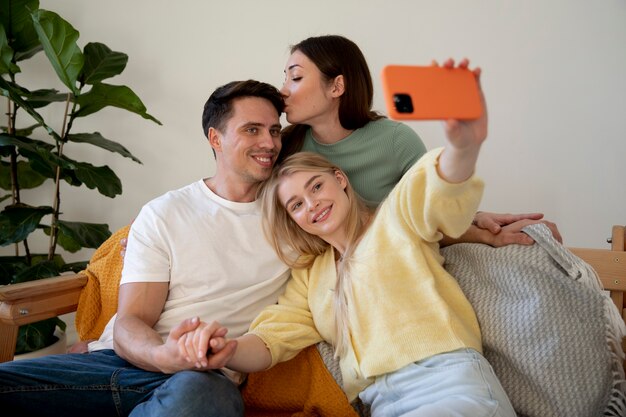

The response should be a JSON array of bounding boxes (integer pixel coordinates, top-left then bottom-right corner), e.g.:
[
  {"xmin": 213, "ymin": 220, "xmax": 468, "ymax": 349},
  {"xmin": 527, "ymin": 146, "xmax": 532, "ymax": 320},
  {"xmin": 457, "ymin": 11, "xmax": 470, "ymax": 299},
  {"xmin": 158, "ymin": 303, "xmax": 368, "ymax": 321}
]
[{"xmin": 202, "ymin": 80, "xmax": 285, "ymax": 137}]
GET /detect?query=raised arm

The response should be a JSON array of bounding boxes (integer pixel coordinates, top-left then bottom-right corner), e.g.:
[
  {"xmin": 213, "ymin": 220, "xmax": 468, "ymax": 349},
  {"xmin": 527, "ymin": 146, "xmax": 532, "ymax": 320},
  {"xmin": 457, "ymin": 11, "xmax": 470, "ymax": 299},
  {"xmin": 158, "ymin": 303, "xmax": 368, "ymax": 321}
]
[{"xmin": 434, "ymin": 59, "xmax": 563, "ymax": 247}]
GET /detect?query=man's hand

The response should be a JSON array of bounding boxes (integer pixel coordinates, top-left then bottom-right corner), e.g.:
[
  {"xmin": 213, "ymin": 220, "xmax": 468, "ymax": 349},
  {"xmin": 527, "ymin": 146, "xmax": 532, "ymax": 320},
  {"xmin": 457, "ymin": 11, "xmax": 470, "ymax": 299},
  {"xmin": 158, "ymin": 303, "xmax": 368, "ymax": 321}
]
[
  {"xmin": 473, "ymin": 212, "xmax": 563, "ymax": 246},
  {"xmin": 67, "ymin": 339, "xmax": 96, "ymax": 354},
  {"xmin": 488, "ymin": 218, "xmax": 562, "ymax": 247},
  {"xmin": 441, "ymin": 212, "xmax": 563, "ymax": 248}
]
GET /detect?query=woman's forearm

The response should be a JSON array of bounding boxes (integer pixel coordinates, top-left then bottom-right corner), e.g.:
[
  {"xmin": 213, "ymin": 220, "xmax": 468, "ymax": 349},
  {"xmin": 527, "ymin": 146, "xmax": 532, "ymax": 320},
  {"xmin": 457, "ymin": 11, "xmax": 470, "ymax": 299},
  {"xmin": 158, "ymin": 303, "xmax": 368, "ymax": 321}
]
[
  {"xmin": 226, "ymin": 334, "xmax": 273, "ymax": 373},
  {"xmin": 437, "ymin": 145, "xmax": 481, "ymax": 184}
]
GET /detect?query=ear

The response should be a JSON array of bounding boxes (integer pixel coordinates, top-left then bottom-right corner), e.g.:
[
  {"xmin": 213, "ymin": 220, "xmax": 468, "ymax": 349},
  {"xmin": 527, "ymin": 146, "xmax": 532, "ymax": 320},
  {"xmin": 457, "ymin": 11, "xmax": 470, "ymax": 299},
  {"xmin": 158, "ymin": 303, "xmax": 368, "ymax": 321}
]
[
  {"xmin": 208, "ymin": 127, "xmax": 222, "ymax": 152},
  {"xmin": 334, "ymin": 169, "xmax": 348, "ymax": 190},
  {"xmin": 330, "ymin": 75, "xmax": 345, "ymax": 98}
]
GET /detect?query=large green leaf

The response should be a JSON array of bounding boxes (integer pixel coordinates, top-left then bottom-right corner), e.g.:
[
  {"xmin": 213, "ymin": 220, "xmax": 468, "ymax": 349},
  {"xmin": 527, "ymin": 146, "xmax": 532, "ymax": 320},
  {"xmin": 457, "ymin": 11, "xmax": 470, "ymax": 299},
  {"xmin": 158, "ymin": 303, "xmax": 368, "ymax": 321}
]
[
  {"xmin": 31, "ymin": 9, "xmax": 83, "ymax": 94},
  {"xmin": 3, "ymin": 123, "xmax": 40, "ymax": 137},
  {"xmin": 82, "ymin": 42, "xmax": 128, "ymax": 85},
  {"xmin": 0, "ymin": 204, "xmax": 53, "ymax": 245},
  {"xmin": 0, "ymin": 0, "xmax": 43, "ymax": 61},
  {"xmin": 42, "ymin": 224, "xmax": 79, "ymax": 253},
  {"xmin": 15, "ymin": 316, "xmax": 65, "ymax": 354},
  {"xmin": 0, "ymin": 134, "xmax": 66, "ymax": 183},
  {"xmin": 68, "ymin": 132, "xmax": 141, "ymax": 163},
  {"xmin": 17, "ymin": 147, "xmax": 82, "ymax": 186},
  {"xmin": 57, "ymin": 220, "xmax": 111, "ymax": 250},
  {"xmin": 0, "ymin": 23, "xmax": 21, "ymax": 74},
  {"xmin": 12, "ymin": 141, "xmax": 114, "ymax": 192},
  {"xmin": 0, "ymin": 255, "xmax": 28, "ymax": 284},
  {"xmin": 74, "ymin": 83, "xmax": 162, "ymax": 125},
  {"xmin": 0, "ymin": 136, "xmax": 84, "ymax": 186},
  {"xmin": 0, "ymin": 76, "xmax": 61, "ymax": 141},
  {"xmin": 16, "ymin": 146, "xmax": 61, "ymax": 179},
  {"xmin": 0, "ymin": 132, "xmax": 54, "ymax": 152},
  {"xmin": 61, "ymin": 260, "xmax": 88, "ymax": 273},
  {"xmin": 12, "ymin": 258, "xmax": 59, "ymax": 283},
  {"xmin": 0, "ymin": 139, "xmax": 11, "ymax": 155},
  {"xmin": 0, "ymin": 159, "xmax": 47, "ymax": 189},
  {"xmin": 24, "ymin": 88, "xmax": 68, "ymax": 108},
  {"xmin": 2, "ymin": 81, "xmax": 68, "ymax": 108},
  {"xmin": 73, "ymin": 160, "xmax": 122, "ymax": 197}
]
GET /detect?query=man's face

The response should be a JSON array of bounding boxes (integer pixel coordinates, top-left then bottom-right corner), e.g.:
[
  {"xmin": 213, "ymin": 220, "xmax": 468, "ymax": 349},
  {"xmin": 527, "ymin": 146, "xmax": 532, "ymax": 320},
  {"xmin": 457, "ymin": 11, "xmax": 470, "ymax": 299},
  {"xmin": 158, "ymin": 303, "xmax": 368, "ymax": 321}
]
[{"xmin": 212, "ymin": 97, "xmax": 282, "ymax": 185}]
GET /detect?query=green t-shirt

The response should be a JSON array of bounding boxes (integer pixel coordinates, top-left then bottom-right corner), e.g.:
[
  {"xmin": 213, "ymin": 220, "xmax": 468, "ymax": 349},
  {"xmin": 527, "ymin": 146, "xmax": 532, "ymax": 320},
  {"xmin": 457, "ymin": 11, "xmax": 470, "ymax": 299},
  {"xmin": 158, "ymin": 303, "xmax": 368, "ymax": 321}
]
[{"xmin": 301, "ymin": 118, "xmax": 427, "ymax": 206}]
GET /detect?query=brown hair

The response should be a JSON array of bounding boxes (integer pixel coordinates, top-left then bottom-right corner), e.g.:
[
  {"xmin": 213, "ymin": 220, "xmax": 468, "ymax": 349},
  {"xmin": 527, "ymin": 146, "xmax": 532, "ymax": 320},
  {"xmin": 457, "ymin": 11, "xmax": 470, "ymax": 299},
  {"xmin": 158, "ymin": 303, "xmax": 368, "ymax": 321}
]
[{"xmin": 278, "ymin": 35, "xmax": 384, "ymax": 162}]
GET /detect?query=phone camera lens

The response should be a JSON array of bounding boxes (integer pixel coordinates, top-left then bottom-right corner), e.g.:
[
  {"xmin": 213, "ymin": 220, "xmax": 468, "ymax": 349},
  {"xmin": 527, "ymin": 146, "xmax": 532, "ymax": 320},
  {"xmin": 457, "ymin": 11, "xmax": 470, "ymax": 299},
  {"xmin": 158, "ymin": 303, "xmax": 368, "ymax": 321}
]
[{"xmin": 393, "ymin": 94, "xmax": 413, "ymax": 113}]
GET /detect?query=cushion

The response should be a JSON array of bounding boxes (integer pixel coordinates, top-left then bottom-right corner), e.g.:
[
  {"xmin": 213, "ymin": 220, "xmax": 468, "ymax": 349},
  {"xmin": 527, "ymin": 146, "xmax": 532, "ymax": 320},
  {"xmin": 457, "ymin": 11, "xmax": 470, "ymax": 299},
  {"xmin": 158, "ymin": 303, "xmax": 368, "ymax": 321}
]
[
  {"xmin": 241, "ymin": 343, "xmax": 359, "ymax": 417},
  {"xmin": 441, "ymin": 223, "xmax": 626, "ymax": 417},
  {"xmin": 75, "ymin": 225, "xmax": 129, "ymax": 340}
]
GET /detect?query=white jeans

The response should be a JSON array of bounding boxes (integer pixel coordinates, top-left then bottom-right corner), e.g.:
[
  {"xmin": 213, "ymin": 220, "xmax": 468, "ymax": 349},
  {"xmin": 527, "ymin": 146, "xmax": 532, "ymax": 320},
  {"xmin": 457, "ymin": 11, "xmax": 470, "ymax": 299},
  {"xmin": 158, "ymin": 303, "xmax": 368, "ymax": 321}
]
[{"xmin": 359, "ymin": 349, "xmax": 516, "ymax": 417}]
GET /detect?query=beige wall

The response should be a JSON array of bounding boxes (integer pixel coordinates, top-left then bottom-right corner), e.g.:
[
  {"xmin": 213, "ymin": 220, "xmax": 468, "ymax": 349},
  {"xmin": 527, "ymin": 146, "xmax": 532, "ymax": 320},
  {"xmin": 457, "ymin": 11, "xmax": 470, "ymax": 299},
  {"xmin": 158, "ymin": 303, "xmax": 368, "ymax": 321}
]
[{"xmin": 5, "ymin": 0, "xmax": 626, "ymax": 263}]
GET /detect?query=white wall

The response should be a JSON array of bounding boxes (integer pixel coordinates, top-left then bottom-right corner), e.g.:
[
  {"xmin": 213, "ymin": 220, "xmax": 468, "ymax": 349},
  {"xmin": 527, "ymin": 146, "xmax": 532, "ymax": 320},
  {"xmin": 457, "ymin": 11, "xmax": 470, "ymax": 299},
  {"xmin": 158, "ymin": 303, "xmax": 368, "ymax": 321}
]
[{"xmin": 5, "ymin": 0, "xmax": 626, "ymax": 263}]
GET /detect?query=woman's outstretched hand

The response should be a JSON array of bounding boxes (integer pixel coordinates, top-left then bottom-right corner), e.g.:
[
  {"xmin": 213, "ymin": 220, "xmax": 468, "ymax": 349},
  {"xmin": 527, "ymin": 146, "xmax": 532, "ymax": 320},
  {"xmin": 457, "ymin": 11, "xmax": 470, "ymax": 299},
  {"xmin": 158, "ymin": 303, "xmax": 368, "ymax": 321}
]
[
  {"xmin": 437, "ymin": 58, "xmax": 488, "ymax": 150},
  {"xmin": 433, "ymin": 58, "xmax": 487, "ymax": 183}
]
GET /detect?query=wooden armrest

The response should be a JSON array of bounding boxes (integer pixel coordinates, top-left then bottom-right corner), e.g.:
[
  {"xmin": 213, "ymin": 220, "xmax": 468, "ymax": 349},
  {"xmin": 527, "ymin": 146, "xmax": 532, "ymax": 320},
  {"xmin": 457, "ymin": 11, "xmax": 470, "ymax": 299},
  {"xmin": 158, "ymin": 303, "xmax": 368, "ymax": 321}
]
[
  {"xmin": 0, "ymin": 274, "xmax": 88, "ymax": 326},
  {"xmin": 0, "ymin": 274, "xmax": 88, "ymax": 363},
  {"xmin": 569, "ymin": 248, "xmax": 626, "ymax": 292}
]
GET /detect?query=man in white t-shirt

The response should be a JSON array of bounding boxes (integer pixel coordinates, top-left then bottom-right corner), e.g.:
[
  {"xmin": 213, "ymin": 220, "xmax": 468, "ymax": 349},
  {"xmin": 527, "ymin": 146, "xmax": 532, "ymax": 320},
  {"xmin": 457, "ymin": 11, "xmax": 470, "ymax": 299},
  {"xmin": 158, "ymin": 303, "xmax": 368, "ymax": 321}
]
[{"xmin": 0, "ymin": 80, "xmax": 289, "ymax": 417}]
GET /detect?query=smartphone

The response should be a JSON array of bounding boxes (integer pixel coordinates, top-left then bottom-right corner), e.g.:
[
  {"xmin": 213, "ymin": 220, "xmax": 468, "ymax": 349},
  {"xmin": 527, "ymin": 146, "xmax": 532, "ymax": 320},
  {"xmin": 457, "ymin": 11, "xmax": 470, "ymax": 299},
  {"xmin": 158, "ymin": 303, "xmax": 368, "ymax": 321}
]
[{"xmin": 381, "ymin": 65, "xmax": 483, "ymax": 120}]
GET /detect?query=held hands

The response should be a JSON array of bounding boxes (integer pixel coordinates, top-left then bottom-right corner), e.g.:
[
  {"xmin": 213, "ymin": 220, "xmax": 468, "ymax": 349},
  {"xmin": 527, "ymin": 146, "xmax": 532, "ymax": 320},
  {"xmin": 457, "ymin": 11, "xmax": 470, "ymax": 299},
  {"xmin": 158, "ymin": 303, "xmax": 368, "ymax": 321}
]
[
  {"xmin": 153, "ymin": 317, "xmax": 237, "ymax": 373},
  {"xmin": 176, "ymin": 318, "xmax": 237, "ymax": 371}
]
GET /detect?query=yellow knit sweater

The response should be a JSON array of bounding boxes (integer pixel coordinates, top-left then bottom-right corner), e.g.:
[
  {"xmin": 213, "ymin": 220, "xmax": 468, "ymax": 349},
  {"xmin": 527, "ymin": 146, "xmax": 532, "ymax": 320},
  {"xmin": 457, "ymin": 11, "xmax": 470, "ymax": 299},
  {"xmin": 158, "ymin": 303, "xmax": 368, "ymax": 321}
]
[{"xmin": 250, "ymin": 148, "xmax": 485, "ymax": 401}]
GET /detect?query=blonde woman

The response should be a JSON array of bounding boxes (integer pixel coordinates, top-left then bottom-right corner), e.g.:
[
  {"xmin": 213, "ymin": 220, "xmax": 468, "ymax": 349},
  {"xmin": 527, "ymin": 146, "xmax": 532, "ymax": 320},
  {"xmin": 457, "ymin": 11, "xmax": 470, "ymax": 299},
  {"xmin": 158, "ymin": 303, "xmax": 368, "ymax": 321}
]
[{"xmin": 178, "ymin": 81, "xmax": 517, "ymax": 416}]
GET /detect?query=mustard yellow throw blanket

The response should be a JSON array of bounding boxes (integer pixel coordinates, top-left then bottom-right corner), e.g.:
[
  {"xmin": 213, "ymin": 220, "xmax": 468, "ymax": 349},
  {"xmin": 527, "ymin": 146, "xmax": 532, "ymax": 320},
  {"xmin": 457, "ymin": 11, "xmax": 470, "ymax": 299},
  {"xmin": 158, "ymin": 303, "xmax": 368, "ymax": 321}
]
[{"xmin": 74, "ymin": 227, "xmax": 357, "ymax": 417}]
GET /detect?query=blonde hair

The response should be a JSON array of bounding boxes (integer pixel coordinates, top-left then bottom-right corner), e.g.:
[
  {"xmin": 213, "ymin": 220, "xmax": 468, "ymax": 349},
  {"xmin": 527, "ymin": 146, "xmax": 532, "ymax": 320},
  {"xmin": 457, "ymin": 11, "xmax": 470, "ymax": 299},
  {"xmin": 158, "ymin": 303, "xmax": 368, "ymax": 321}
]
[{"xmin": 258, "ymin": 152, "xmax": 370, "ymax": 357}]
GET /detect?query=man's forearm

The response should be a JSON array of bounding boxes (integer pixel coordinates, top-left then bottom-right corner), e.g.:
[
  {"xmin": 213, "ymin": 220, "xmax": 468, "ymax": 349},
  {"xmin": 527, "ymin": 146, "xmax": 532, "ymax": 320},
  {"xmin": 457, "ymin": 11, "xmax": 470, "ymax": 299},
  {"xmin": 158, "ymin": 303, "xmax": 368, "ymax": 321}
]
[
  {"xmin": 113, "ymin": 315, "xmax": 166, "ymax": 372},
  {"xmin": 440, "ymin": 224, "xmax": 494, "ymax": 247}
]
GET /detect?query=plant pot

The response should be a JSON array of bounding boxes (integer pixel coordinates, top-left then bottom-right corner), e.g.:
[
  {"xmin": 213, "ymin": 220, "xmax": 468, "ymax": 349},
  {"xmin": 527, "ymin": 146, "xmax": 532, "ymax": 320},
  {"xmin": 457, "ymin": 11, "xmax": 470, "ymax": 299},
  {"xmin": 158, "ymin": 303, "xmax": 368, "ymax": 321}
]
[{"xmin": 13, "ymin": 330, "xmax": 67, "ymax": 361}]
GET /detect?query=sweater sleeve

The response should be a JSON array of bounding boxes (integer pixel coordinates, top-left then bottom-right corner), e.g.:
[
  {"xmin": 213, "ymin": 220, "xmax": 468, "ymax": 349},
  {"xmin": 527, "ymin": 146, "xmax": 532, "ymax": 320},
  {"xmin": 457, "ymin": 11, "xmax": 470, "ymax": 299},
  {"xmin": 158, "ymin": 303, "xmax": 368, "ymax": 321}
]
[
  {"xmin": 394, "ymin": 147, "xmax": 484, "ymax": 242},
  {"xmin": 248, "ymin": 267, "xmax": 323, "ymax": 367}
]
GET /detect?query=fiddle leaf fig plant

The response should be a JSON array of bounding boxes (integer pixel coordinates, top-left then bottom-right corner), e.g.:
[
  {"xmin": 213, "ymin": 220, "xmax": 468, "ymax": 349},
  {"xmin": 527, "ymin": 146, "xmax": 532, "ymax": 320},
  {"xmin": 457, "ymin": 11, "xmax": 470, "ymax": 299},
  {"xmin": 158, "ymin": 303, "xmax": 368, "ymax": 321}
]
[{"xmin": 0, "ymin": 0, "xmax": 161, "ymax": 354}]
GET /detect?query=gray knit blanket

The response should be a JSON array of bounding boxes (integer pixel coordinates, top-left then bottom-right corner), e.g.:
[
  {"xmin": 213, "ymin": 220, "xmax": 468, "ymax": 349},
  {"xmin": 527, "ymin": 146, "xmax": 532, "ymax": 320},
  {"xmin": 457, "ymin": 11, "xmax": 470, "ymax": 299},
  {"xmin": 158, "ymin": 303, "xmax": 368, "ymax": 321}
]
[{"xmin": 442, "ymin": 224, "xmax": 626, "ymax": 417}]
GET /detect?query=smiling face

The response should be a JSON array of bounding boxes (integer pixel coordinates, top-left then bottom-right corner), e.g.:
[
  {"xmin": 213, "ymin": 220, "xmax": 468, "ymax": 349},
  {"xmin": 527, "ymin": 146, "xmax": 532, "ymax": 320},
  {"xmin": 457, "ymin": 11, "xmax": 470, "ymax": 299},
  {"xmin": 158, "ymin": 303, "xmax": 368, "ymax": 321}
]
[
  {"xmin": 277, "ymin": 168, "xmax": 350, "ymax": 246},
  {"xmin": 280, "ymin": 50, "xmax": 340, "ymax": 126},
  {"xmin": 210, "ymin": 96, "xmax": 282, "ymax": 187}
]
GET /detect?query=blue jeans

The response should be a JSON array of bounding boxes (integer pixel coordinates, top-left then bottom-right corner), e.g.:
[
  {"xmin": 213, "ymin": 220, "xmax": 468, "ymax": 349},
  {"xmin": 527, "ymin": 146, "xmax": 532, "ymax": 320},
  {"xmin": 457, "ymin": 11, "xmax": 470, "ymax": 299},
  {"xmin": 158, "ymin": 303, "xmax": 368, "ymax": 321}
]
[
  {"xmin": 359, "ymin": 349, "xmax": 516, "ymax": 417},
  {"xmin": 0, "ymin": 349, "xmax": 244, "ymax": 417}
]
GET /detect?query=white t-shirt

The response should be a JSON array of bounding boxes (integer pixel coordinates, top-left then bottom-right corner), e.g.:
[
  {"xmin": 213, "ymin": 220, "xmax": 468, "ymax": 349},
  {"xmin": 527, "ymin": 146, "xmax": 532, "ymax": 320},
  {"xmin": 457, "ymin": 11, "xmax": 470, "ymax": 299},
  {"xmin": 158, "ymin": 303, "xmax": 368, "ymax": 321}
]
[{"xmin": 90, "ymin": 179, "xmax": 291, "ymax": 351}]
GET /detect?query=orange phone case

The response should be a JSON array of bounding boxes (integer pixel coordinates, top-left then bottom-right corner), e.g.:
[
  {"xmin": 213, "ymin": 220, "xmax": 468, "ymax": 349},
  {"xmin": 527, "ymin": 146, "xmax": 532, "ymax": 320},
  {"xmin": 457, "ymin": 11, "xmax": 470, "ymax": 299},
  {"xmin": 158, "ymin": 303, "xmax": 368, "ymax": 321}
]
[{"xmin": 381, "ymin": 65, "xmax": 483, "ymax": 120}]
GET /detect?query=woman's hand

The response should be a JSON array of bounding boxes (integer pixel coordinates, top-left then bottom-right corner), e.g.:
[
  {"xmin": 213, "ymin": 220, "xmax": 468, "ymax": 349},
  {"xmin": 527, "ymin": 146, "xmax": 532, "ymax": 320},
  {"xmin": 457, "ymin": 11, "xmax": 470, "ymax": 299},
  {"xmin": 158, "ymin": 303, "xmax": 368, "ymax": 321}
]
[
  {"xmin": 434, "ymin": 58, "xmax": 487, "ymax": 183},
  {"xmin": 437, "ymin": 58, "xmax": 488, "ymax": 150}
]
